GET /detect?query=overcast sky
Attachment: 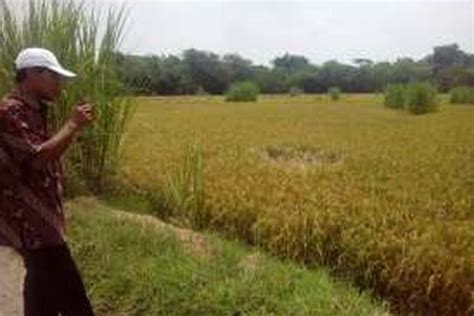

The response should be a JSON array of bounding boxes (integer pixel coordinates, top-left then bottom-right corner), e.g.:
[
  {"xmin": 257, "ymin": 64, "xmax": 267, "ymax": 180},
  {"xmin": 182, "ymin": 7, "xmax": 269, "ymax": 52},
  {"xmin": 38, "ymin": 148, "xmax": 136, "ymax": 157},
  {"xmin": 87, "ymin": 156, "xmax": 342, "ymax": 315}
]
[{"xmin": 101, "ymin": 0, "xmax": 472, "ymax": 65}]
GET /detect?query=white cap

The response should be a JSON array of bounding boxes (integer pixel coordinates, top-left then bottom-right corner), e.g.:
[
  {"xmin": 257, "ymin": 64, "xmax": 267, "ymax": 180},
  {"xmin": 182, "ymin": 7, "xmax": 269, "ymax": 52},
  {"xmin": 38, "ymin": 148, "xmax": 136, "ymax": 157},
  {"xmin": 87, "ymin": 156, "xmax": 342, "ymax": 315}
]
[{"xmin": 15, "ymin": 48, "xmax": 77, "ymax": 78}]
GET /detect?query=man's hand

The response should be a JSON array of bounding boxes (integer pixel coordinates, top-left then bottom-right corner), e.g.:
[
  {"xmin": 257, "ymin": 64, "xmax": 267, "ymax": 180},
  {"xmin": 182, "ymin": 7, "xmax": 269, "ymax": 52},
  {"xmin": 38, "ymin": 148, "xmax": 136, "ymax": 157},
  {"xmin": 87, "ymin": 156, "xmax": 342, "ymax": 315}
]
[
  {"xmin": 69, "ymin": 103, "xmax": 94, "ymax": 129},
  {"xmin": 30, "ymin": 102, "xmax": 94, "ymax": 170}
]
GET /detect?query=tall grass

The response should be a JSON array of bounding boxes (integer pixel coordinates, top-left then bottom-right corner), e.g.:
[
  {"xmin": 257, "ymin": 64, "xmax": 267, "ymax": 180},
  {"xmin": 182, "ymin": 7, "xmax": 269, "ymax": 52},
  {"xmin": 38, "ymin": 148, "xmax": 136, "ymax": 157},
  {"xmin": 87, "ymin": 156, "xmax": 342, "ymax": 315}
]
[
  {"xmin": 328, "ymin": 86, "xmax": 341, "ymax": 101},
  {"xmin": 149, "ymin": 144, "xmax": 206, "ymax": 227},
  {"xmin": 0, "ymin": 0, "xmax": 134, "ymax": 193},
  {"xmin": 384, "ymin": 84, "xmax": 405, "ymax": 109},
  {"xmin": 384, "ymin": 82, "xmax": 438, "ymax": 114},
  {"xmin": 405, "ymin": 82, "xmax": 438, "ymax": 114},
  {"xmin": 225, "ymin": 81, "xmax": 259, "ymax": 102},
  {"xmin": 450, "ymin": 86, "xmax": 474, "ymax": 104}
]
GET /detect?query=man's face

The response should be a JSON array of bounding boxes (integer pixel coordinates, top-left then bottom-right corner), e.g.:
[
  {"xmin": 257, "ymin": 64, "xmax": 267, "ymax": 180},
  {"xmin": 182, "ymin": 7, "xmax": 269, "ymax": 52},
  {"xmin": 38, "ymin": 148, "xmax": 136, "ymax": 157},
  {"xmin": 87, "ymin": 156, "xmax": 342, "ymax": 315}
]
[{"xmin": 28, "ymin": 68, "xmax": 64, "ymax": 101}]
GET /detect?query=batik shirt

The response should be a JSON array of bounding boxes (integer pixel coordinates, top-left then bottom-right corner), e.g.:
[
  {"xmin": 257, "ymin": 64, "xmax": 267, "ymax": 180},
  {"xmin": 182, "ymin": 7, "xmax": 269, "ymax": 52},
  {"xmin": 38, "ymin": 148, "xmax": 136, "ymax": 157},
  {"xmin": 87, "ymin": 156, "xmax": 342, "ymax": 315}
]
[{"xmin": 0, "ymin": 90, "xmax": 65, "ymax": 250}]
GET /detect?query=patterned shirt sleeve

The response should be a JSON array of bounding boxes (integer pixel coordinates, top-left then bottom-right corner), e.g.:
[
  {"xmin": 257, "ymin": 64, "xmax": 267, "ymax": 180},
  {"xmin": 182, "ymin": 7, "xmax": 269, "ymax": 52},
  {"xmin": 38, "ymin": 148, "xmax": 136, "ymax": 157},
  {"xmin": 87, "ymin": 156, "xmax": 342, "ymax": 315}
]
[{"xmin": 0, "ymin": 102, "xmax": 41, "ymax": 168}]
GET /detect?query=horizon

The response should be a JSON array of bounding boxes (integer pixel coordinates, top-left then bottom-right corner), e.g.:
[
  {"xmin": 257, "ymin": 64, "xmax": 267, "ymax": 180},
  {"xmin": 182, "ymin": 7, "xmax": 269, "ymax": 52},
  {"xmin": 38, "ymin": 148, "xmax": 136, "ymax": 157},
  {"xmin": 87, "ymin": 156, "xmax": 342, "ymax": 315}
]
[{"xmin": 117, "ymin": 41, "xmax": 467, "ymax": 67}]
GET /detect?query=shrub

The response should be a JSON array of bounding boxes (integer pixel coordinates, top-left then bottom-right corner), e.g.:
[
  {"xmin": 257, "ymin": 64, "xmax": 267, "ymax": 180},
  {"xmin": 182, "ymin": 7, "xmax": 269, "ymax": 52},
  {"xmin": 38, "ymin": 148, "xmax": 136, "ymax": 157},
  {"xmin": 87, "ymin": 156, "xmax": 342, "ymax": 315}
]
[
  {"xmin": 225, "ymin": 81, "xmax": 259, "ymax": 102},
  {"xmin": 450, "ymin": 86, "xmax": 474, "ymax": 104},
  {"xmin": 384, "ymin": 84, "xmax": 406, "ymax": 109},
  {"xmin": 289, "ymin": 86, "xmax": 303, "ymax": 97},
  {"xmin": 328, "ymin": 86, "xmax": 341, "ymax": 101},
  {"xmin": 405, "ymin": 82, "xmax": 438, "ymax": 114},
  {"xmin": 195, "ymin": 86, "xmax": 209, "ymax": 96}
]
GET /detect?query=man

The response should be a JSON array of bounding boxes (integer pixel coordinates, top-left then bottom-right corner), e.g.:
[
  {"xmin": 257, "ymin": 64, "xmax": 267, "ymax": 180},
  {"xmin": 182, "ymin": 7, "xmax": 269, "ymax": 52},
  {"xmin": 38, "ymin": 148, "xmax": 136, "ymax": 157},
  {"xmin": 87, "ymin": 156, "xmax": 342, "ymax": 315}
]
[{"xmin": 0, "ymin": 48, "xmax": 95, "ymax": 315}]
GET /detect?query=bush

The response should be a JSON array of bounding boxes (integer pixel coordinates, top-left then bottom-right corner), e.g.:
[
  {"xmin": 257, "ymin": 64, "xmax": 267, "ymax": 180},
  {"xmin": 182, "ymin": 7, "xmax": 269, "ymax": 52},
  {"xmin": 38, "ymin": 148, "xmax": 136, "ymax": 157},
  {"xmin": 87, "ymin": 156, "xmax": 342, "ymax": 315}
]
[
  {"xmin": 384, "ymin": 84, "xmax": 406, "ymax": 109},
  {"xmin": 328, "ymin": 87, "xmax": 341, "ymax": 101},
  {"xmin": 405, "ymin": 82, "xmax": 438, "ymax": 114},
  {"xmin": 195, "ymin": 86, "xmax": 209, "ymax": 96},
  {"xmin": 450, "ymin": 86, "xmax": 474, "ymax": 104},
  {"xmin": 225, "ymin": 81, "xmax": 259, "ymax": 102},
  {"xmin": 289, "ymin": 86, "xmax": 303, "ymax": 97}
]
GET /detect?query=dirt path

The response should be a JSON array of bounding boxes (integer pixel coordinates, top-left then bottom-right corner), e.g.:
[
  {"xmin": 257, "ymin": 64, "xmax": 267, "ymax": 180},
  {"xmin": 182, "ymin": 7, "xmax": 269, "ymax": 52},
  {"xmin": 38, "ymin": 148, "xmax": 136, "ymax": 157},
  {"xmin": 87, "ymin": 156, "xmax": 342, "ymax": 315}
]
[{"xmin": 0, "ymin": 247, "xmax": 25, "ymax": 316}]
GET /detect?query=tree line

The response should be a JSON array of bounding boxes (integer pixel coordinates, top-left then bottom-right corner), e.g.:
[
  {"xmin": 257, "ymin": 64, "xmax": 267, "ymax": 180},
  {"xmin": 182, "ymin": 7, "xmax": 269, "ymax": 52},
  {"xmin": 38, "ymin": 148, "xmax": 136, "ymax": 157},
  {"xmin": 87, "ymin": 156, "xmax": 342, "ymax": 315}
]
[{"xmin": 115, "ymin": 43, "xmax": 474, "ymax": 95}]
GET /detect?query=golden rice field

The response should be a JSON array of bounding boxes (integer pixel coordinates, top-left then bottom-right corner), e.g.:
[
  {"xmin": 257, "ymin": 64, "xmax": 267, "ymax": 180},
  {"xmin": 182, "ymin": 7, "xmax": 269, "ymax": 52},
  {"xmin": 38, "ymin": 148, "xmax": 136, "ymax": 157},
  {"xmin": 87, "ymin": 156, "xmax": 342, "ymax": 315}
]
[{"xmin": 120, "ymin": 94, "xmax": 474, "ymax": 315}]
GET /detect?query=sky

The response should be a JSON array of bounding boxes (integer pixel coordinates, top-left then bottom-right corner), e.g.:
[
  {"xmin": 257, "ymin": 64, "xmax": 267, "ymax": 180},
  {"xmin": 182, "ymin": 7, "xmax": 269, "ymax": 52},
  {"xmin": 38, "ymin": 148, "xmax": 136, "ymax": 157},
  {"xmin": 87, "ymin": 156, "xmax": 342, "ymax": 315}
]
[{"xmin": 97, "ymin": 0, "xmax": 473, "ymax": 65}]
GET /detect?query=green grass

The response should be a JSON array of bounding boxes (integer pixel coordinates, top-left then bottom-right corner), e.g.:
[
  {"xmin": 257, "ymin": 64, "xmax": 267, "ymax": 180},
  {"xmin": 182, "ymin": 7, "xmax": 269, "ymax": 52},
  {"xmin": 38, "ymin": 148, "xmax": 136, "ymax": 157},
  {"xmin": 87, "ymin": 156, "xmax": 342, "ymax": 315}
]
[{"xmin": 67, "ymin": 197, "xmax": 389, "ymax": 316}]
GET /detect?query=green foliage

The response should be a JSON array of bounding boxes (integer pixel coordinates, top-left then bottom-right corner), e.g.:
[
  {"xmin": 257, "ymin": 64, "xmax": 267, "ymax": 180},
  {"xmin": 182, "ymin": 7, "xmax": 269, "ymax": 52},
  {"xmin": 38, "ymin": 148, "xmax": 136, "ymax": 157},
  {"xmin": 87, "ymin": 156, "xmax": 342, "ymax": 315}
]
[
  {"xmin": 254, "ymin": 67, "xmax": 289, "ymax": 94},
  {"xmin": 289, "ymin": 86, "xmax": 303, "ymax": 97},
  {"xmin": 68, "ymin": 198, "xmax": 388, "ymax": 315},
  {"xmin": 273, "ymin": 53, "xmax": 310, "ymax": 75},
  {"xmin": 328, "ymin": 86, "xmax": 341, "ymax": 101},
  {"xmin": 405, "ymin": 82, "xmax": 438, "ymax": 114},
  {"xmin": 450, "ymin": 86, "xmax": 474, "ymax": 104},
  {"xmin": 195, "ymin": 86, "xmax": 209, "ymax": 96},
  {"xmin": 384, "ymin": 84, "xmax": 406, "ymax": 109},
  {"xmin": 161, "ymin": 143, "xmax": 205, "ymax": 227},
  {"xmin": 114, "ymin": 44, "xmax": 474, "ymax": 96},
  {"xmin": 183, "ymin": 49, "xmax": 229, "ymax": 94},
  {"xmin": 225, "ymin": 81, "xmax": 259, "ymax": 102},
  {"xmin": 384, "ymin": 83, "xmax": 438, "ymax": 114},
  {"xmin": 0, "ymin": 0, "xmax": 134, "ymax": 193}
]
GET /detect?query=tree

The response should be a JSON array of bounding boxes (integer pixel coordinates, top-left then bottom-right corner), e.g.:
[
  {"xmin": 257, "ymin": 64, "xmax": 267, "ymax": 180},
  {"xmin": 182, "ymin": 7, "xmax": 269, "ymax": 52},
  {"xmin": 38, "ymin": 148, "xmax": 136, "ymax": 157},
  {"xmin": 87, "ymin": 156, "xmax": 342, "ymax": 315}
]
[
  {"xmin": 433, "ymin": 44, "xmax": 467, "ymax": 70},
  {"xmin": 222, "ymin": 54, "xmax": 254, "ymax": 82},
  {"xmin": 114, "ymin": 43, "xmax": 473, "ymax": 96},
  {"xmin": 353, "ymin": 59, "xmax": 375, "ymax": 92},
  {"xmin": 183, "ymin": 49, "xmax": 230, "ymax": 94},
  {"xmin": 272, "ymin": 53, "xmax": 310, "ymax": 75},
  {"xmin": 432, "ymin": 44, "xmax": 471, "ymax": 91},
  {"xmin": 158, "ymin": 55, "xmax": 192, "ymax": 95},
  {"xmin": 317, "ymin": 60, "xmax": 357, "ymax": 92},
  {"xmin": 389, "ymin": 58, "xmax": 432, "ymax": 85}
]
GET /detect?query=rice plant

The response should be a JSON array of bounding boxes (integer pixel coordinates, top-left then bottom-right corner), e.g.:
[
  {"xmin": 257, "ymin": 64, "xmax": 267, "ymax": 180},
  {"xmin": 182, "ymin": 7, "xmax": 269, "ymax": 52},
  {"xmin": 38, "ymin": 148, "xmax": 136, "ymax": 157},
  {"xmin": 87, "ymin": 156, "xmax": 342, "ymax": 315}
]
[
  {"xmin": 122, "ymin": 95, "xmax": 474, "ymax": 315},
  {"xmin": 160, "ymin": 143, "xmax": 205, "ymax": 227}
]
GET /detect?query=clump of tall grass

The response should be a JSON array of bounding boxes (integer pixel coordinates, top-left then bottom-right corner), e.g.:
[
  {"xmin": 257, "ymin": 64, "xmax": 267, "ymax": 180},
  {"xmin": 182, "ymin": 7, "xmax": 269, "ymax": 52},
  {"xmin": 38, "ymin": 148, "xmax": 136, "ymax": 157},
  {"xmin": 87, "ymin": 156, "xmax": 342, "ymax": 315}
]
[
  {"xmin": 405, "ymin": 82, "xmax": 438, "ymax": 114},
  {"xmin": 384, "ymin": 84, "xmax": 405, "ymax": 109},
  {"xmin": 157, "ymin": 144, "xmax": 205, "ymax": 227},
  {"xmin": 0, "ymin": 0, "xmax": 134, "ymax": 193},
  {"xmin": 384, "ymin": 82, "xmax": 437, "ymax": 114},
  {"xmin": 225, "ymin": 81, "xmax": 259, "ymax": 102},
  {"xmin": 450, "ymin": 86, "xmax": 474, "ymax": 104},
  {"xmin": 195, "ymin": 86, "xmax": 209, "ymax": 96},
  {"xmin": 328, "ymin": 86, "xmax": 341, "ymax": 101},
  {"xmin": 289, "ymin": 86, "xmax": 303, "ymax": 97}
]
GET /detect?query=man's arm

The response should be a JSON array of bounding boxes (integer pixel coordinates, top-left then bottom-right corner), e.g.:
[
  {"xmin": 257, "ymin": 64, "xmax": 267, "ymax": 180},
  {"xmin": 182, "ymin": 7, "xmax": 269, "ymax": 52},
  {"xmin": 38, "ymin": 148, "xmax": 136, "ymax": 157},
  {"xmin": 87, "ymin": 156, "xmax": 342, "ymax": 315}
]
[{"xmin": 30, "ymin": 103, "xmax": 94, "ymax": 170}]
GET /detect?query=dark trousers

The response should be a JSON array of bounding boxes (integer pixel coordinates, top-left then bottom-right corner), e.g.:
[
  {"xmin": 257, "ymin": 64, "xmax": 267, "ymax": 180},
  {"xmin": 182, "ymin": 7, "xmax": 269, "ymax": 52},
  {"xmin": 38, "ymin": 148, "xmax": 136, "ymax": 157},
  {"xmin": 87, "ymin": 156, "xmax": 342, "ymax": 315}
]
[{"xmin": 22, "ymin": 244, "xmax": 95, "ymax": 316}]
